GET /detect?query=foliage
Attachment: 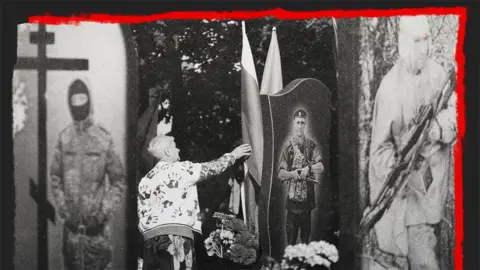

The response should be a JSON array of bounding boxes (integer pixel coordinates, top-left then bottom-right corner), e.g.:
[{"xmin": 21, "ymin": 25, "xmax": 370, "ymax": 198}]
[
  {"xmin": 132, "ymin": 18, "xmax": 336, "ymax": 160},
  {"xmin": 428, "ymin": 15, "xmax": 460, "ymax": 72},
  {"xmin": 357, "ymin": 16, "xmax": 399, "ymax": 219}
]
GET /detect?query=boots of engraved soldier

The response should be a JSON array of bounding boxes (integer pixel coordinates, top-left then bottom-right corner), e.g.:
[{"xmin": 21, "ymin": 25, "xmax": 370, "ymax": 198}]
[{"xmin": 63, "ymin": 225, "xmax": 113, "ymax": 270}]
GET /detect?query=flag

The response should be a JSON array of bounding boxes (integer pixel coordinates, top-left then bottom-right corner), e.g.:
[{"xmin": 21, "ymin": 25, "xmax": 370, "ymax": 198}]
[
  {"xmin": 239, "ymin": 21, "xmax": 263, "ymax": 233},
  {"xmin": 260, "ymin": 26, "xmax": 283, "ymax": 95},
  {"xmin": 137, "ymin": 93, "xmax": 161, "ymax": 177},
  {"xmin": 241, "ymin": 21, "xmax": 263, "ymax": 184},
  {"xmin": 228, "ymin": 177, "xmax": 241, "ymax": 215}
]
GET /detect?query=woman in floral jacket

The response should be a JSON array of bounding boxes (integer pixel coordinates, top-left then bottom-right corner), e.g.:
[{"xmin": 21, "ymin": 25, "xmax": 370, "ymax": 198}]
[{"xmin": 137, "ymin": 135, "xmax": 251, "ymax": 270}]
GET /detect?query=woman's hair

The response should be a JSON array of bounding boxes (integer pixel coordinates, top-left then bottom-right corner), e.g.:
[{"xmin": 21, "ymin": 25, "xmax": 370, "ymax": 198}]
[{"xmin": 147, "ymin": 135, "xmax": 172, "ymax": 157}]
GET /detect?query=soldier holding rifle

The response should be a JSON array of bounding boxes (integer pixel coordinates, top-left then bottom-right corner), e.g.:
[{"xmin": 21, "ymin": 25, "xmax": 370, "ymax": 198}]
[
  {"xmin": 277, "ymin": 109, "xmax": 324, "ymax": 245},
  {"xmin": 364, "ymin": 16, "xmax": 457, "ymax": 270}
]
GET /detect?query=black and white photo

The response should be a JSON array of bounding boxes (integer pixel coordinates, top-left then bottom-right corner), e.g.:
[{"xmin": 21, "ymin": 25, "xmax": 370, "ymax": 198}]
[{"xmin": 12, "ymin": 22, "xmax": 137, "ymax": 270}]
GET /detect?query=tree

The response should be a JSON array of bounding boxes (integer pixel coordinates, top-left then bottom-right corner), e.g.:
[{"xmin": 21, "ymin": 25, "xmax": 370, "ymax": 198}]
[{"xmin": 133, "ymin": 18, "xmax": 337, "ymax": 158}]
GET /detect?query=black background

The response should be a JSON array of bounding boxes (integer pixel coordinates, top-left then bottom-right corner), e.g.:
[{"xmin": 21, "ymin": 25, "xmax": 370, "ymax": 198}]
[{"xmin": 1, "ymin": 1, "xmax": 478, "ymax": 270}]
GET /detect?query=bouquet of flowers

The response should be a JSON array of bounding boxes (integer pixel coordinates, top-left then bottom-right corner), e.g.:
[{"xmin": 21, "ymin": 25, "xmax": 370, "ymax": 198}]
[
  {"xmin": 261, "ymin": 241, "xmax": 339, "ymax": 270},
  {"xmin": 282, "ymin": 241, "xmax": 339, "ymax": 270},
  {"xmin": 204, "ymin": 212, "xmax": 259, "ymax": 266}
]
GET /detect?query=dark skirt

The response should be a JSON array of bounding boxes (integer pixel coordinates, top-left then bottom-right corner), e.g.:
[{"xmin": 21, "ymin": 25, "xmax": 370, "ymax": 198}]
[{"xmin": 142, "ymin": 234, "xmax": 196, "ymax": 270}]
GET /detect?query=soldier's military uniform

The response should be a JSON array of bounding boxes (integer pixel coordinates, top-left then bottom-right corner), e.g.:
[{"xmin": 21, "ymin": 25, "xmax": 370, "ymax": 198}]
[
  {"xmin": 278, "ymin": 110, "xmax": 322, "ymax": 245},
  {"xmin": 50, "ymin": 78, "xmax": 126, "ymax": 270}
]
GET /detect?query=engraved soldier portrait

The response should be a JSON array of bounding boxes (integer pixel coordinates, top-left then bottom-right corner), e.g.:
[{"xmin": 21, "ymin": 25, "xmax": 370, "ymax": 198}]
[{"xmin": 276, "ymin": 109, "xmax": 324, "ymax": 245}]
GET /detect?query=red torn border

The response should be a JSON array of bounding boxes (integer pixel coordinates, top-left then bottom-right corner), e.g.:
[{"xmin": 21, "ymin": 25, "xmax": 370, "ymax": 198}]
[{"xmin": 29, "ymin": 6, "xmax": 467, "ymax": 270}]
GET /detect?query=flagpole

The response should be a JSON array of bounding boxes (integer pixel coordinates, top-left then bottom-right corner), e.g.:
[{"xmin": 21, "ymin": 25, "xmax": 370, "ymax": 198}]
[
  {"xmin": 257, "ymin": 23, "xmax": 283, "ymax": 255},
  {"xmin": 241, "ymin": 163, "xmax": 248, "ymax": 225},
  {"xmin": 240, "ymin": 20, "xmax": 249, "ymax": 226},
  {"xmin": 332, "ymin": 17, "xmax": 340, "ymax": 81}
]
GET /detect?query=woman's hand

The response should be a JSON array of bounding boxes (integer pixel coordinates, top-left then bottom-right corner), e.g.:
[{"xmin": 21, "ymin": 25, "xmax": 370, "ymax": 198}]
[{"xmin": 230, "ymin": 144, "xmax": 252, "ymax": 160}]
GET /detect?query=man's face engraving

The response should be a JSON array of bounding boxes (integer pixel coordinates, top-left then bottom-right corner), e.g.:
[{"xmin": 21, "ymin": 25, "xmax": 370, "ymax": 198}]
[
  {"xmin": 410, "ymin": 33, "xmax": 430, "ymax": 73},
  {"xmin": 398, "ymin": 16, "xmax": 431, "ymax": 74},
  {"xmin": 293, "ymin": 117, "xmax": 306, "ymax": 137}
]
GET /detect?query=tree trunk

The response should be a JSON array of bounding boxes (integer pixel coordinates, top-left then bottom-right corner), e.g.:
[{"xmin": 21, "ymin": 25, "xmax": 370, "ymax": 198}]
[{"xmin": 437, "ymin": 153, "xmax": 455, "ymax": 270}]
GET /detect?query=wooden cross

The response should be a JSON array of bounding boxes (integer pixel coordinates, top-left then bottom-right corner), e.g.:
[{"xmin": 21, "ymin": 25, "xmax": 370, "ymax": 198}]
[{"xmin": 15, "ymin": 24, "xmax": 89, "ymax": 270}]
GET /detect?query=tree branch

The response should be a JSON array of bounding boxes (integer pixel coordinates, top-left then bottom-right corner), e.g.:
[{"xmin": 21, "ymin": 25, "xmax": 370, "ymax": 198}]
[
  {"xmin": 305, "ymin": 19, "xmax": 317, "ymax": 29},
  {"xmin": 441, "ymin": 217, "xmax": 453, "ymax": 229},
  {"xmin": 432, "ymin": 16, "xmax": 447, "ymax": 42}
]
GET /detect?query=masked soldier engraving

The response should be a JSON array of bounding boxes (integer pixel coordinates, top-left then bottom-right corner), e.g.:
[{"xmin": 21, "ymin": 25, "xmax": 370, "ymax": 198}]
[{"xmin": 49, "ymin": 78, "xmax": 126, "ymax": 270}]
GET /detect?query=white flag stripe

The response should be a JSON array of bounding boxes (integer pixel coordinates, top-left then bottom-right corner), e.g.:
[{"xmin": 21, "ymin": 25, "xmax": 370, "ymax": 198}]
[
  {"xmin": 240, "ymin": 163, "xmax": 248, "ymax": 225},
  {"xmin": 260, "ymin": 25, "xmax": 283, "ymax": 95},
  {"xmin": 241, "ymin": 21, "xmax": 259, "ymax": 85}
]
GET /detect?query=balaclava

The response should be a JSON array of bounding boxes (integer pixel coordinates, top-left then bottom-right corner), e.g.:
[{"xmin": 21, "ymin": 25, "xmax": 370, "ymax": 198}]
[
  {"xmin": 68, "ymin": 79, "xmax": 91, "ymax": 122},
  {"xmin": 398, "ymin": 15, "xmax": 431, "ymax": 75}
]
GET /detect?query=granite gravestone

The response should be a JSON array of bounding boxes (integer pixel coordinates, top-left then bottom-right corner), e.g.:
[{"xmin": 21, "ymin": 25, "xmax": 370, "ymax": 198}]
[{"xmin": 259, "ymin": 78, "xmax": 336, "ymax": 259}]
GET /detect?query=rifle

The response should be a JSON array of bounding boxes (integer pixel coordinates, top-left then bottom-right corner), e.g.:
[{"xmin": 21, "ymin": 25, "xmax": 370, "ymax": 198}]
[
  {"xmin": 294, "ymin": 160, "xmax": 321, "ymax": 184},
  {"xmin": 357, "ymin": 70, "xmax": 456, "ymax": 241}
]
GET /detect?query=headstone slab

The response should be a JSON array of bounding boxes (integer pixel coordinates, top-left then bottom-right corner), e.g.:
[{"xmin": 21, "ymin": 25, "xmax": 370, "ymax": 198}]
[
  {"xmin": 13, "ymin": 23, "xmax": 136, "ymax": 270},
  {"xmin": 259, "ymin": 78, "xmax": 335, "ymax": 259}
]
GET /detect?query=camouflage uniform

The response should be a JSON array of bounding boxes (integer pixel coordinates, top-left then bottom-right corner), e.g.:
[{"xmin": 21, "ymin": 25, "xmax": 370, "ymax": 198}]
[
  {"xmin": 50, "ymin": 79, "xmax": 126, "ymax": 270},
  {"xmin": 278, "ymin": 136, "xmax": 322, "ymax": 245}
]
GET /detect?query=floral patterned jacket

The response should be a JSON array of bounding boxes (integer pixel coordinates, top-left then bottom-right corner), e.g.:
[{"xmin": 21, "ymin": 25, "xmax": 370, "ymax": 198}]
[{"xmin": 138, "ymin": 153, "xmax": 236, "ymax": 241}]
